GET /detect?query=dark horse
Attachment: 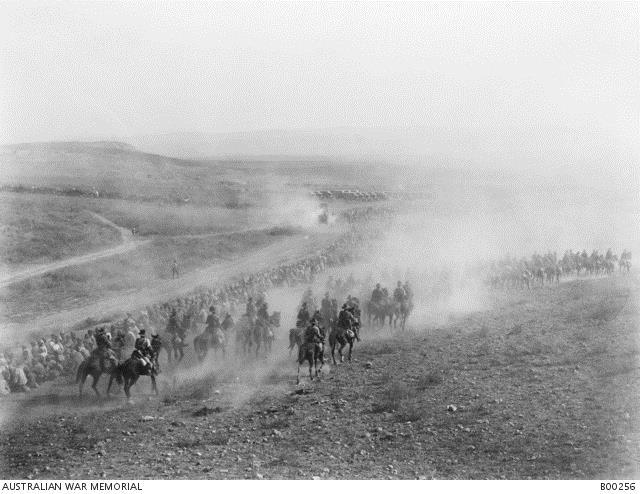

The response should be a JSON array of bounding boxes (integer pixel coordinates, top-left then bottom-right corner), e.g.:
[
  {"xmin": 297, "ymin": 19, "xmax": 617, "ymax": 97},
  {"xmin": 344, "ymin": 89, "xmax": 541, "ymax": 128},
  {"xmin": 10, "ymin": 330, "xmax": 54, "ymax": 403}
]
[
  {"xmin": 193, "ymin": 329, "xmax": 226, "ymax": 361},
  {"xmin": 296, "ymin": 339, "xmax": 324, "ymax": 384},
  {"xmin": 107, "ymin": 357, "xmax": 158, "ymax": 399},
  {"xmin": 252, "ymin": 312, "xmax": 280, "ymax": 357},
  {"xmin": 76, "ymin": 352, "xmax": 119, "ymax": 396},
  {"xmin": 329, "ymin": 323, "xmax": 356, "ymax": 364},
  {"xmin": 288, "ymin": 325, "xmax": 304, "ymax": 356}
]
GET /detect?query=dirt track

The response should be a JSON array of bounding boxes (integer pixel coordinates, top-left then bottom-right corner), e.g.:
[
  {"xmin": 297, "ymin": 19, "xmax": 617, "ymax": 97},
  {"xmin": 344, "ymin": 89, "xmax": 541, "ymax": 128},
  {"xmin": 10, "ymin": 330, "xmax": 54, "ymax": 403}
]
[
  {"xmin": 1, "ymin": 229, "xmax": 343, "ymax": 345},
  {"xmin": 1, "ymin": 274, "xmax": 638, "ymax": 479},
  {"xmin": 0, "ymin": 212, "xmax": 149, "ymax": 289}
]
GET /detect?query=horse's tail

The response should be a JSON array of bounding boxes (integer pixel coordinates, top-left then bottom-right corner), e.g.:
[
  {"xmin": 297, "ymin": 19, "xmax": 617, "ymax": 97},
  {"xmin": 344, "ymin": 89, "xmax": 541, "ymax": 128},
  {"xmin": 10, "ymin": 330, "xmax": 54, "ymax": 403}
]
[{"xmin": 75, "ymin": 360, "xmax": 86, "ymax": 384}]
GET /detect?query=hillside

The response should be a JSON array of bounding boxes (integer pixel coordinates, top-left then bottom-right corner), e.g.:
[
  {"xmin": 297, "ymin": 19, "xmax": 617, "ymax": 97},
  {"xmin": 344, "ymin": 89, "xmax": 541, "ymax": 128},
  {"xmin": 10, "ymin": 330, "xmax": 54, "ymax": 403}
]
[{"xmin": 1, "ymin": 275, "xmax": 637, "ymax": 479}]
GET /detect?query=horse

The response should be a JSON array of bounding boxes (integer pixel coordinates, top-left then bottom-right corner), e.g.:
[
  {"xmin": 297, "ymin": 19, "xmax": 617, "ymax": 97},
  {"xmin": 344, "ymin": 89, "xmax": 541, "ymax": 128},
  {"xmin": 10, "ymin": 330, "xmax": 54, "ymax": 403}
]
[
  {"xmin": 296, "ymin": 339, "xmax": 324, "ymax": 384},
  {"xmin": 76, "ymin": 352, "xmax": 119, "ymax": 396},
  {"xmin": 170, "ymin": 331, "xmax": 188, "ymax": 363},
  {"xmin": 107, "ymin": 357, "xmax": 157, "ymax": 399},
  {"xmin": 193, "ymin": 329, "xmax": 226, "ymax": 362},
  {"xmin": 329, "ymin": 324, "xmax": 356, "ymax": 364},
  {"xmin": 393, "ymin": 300, "xmax": 412, "ymax": 330},
  {"xmin": 367, "ymin": 299, "xmax": 393, "ymax": 328},
  {"xmin": 235, "ymin": 315, "xmax": 254, "ymax": 356},
  {"xmin": 288, "ymin": 326, "xmax": 304, "ymax": 356},
  {"xmin": 620, "ymin": 259, "xmax": 632, "ymax": 274}
]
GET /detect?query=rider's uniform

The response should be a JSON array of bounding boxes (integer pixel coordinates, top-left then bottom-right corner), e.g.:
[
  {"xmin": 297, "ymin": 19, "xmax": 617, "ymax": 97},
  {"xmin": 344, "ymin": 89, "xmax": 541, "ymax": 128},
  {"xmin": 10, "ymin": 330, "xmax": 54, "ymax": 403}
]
[
  {"xmin": 206, "ymin": 313, "xmax": 220, "ymax": 333},
  {"xmin": 297, "ymin": 306, "xmax": 310, "ymax": 328},
  {"xmin": 337, "ymin": 308, "xmax": 355, "ymax": 334},
  {"xmin": 393, "ymin": 287, "xmax": 406, "ymax": 303},
  {"xmin": 221, "ymin": 314, "xmax": 234, "ymax": 333},
  {"xmin": 134, "ymin": 335, "xmax": 153, "ymax": 368},
  {"xmin": 371, "ymin": 287, "xmax": 384, "ymax": 304},
  {"xmin": 301, "ymin": 323, "xmax": 323, "ymax": 359},
  {"xmin": 246, "ymin": 300, "xmax": 256, "ymax": 322}
]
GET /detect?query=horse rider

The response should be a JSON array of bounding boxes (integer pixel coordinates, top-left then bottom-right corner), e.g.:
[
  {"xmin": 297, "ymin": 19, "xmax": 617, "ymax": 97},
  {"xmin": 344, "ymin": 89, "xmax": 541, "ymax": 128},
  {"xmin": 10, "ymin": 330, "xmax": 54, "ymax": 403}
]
[
  {"xmin": 92, "ymin": 327, "xmax": 117, "ymax": 370},
  {"xmin": 150, "ymin": 334, "xmax": 162, "ymax": 371},
  {"xmin": 205, "ymin": 306, "xmax": 221, "ymax": 334},
  {"xmin": 346, "ymin": 305, "xmax": 361, "ymax": 341},
  {"xmin": 337, "ymin": 304, "xmax": 356, "ymax": 335},
  {"xmin": 297, "ymin": 302, "xmax": 310, "ymax": 328},
  {"xmin": 402, "ymin": 281, "xmax": 413, "ymax": 302},
  {"xmin": 167, "ymin": 308, "xmax": 179, "ymax": 335},
  {"xmin": 221, "ymin": 313, "xmax": 234, "ymax": 334},
  {"xmin": 133, "ymin": 329, "xmax": 154, "ymax": 370},
  {"xmin": 302, "ymin": 317, "xmax": 324, "ymax": 356},
  {"xmin": 257, "ymin": 302, "xmax": 269, "ymax": 325},
  {"xmin": 393, "ymin": 282, "xmax": 406, "ymax": 304},
  {"xmin": 246, "ymin": 297, "xmax": 256, "ymax": 325},
  {"xmin": 320, "ymin": 293, "xmax": 333, "ymax": 327},
  {"xmin": 371, "ymin": 283, "xmax": 384, "ymax": 304}
]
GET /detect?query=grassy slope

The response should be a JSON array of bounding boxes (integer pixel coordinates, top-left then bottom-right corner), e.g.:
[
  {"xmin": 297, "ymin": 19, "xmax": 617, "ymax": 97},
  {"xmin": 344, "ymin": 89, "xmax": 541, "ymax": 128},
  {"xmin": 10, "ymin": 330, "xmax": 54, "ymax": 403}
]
[
  {"xmin": 0, "ymin": 229, "xmax": 296, "ymax": 322},
  {"xmin": 0, "ymin": 193, "xmax": 122, "ymax": 266},
  {"xmin": 1, "ymin": 275, "xmax": 637, "ymax": 479}
]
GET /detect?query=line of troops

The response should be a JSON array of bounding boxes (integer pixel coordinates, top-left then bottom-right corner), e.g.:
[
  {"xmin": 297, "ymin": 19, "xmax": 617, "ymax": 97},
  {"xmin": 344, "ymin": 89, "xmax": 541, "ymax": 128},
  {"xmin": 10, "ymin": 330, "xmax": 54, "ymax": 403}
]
[{"xmin": 0, "ymin": 215, "xmax": 395, "ymax": 394}]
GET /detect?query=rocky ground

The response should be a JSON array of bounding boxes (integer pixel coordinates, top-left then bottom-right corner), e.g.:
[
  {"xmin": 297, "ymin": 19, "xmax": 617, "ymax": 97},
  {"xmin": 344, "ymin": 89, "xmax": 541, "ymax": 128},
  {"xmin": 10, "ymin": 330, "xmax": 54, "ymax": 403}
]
[{"xmin": 1, "ymin": 274, "xmax": 638, "ymax": 479}]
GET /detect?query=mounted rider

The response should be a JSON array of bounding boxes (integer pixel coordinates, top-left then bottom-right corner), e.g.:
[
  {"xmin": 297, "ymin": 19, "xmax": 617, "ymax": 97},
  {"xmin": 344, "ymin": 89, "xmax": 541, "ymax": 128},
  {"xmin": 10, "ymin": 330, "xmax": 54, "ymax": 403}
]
[
  {"xmin": 320, "ymin": 293, "xmax": 332, "ymax": 325},
  {"xmin": 92, "ymin": 327, "xmax": 117, "ymax": 371},
  {"xmin": 393, "ymin": 282, "xmax": 407, "ymax": 304},
  {"xmin": 257, "ymin": 302, "xmax": 269, "ymax": 325},
  {"xmin": 402, "ymin": 281, "xmax": 413, "ymax": 303},
  {"xmin": 221, "ymin": 313, "xmax": 234, "ymax": 333},
  {"xmin": 246, "ymin": 297, "xmax": 256, "ymax": 326},
  {"xmin": 301, "ymin": 317, "xmax": 324, "ymax": 359},
  {"xmin": 205, "ymin": 306, "xmax": 221, "ymax": 334},
  {"xmin": 337, "ymin": 304, "xmax": 356, "ymax": 339},
  {"xmin": 206, "ymin": 306, "xmax": 224, "ymax": 346},
  {"xmin": 133, "ymin": 329, "xmax": 154, "ymax": 370},
  {"xmin": 150, "ymin": 334, "xmax": 162, "ymax": 371},
  {"xmin": 297, "ymin": 302, "xmax": 310, "ymax": 328},
  {"xmin": 346, "ymin": 304, "xmax": 361, "ymax": 341},
  {"xmin": 371, "ymin": 283, "xmax": 384, "ymax": 305}
]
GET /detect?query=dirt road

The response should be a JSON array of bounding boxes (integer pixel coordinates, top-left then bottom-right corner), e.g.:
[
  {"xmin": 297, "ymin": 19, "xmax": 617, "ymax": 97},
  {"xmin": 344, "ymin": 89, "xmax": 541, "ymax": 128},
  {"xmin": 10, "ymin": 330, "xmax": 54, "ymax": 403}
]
[
  {"xmin": 1, "ymin": 230, "xmax": 341, "ymax": 345},
  {"xmin": 0, "ymin": 212, "xmax": 149, "ymax": 289}
]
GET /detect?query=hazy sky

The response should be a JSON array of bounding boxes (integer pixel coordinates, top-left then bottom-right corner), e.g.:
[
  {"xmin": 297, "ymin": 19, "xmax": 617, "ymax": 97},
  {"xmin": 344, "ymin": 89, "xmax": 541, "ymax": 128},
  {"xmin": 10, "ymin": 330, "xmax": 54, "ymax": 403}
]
[{"xmin": 1, "ymin": 1, "xmax": 638, "ymax": 147}]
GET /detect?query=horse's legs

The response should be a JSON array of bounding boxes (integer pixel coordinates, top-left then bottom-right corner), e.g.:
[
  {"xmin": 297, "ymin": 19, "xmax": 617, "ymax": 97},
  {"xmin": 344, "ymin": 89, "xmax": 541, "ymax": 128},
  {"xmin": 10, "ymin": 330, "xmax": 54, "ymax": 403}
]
[
  {"xmin": 91, "ymin": 374, "xmax": 101, "ymax": 396},
  {"xmin": 107, "ymin": 375, "xmax": 114, "ymax": 395},
  {"xmin": 78, "ymin": 373, "xmax": 86, "ymax": 396},
  {"xmin": 348, "ymin": 341, "xmax": 353, "ymax": 361},
  {"xmin": 151, "ymin": 376, "xmax": 158, "ymax": 395},
  {"xmin": 331, "ymin": 342, "xmax": 337, "ymax": 365}
]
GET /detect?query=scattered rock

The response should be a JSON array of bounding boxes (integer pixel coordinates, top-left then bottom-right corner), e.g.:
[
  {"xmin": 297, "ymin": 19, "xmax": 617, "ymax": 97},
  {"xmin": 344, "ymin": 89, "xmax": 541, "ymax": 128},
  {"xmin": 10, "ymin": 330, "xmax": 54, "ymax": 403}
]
[
  {"xmin": 365, "ymin": 361, "xmax": 373, "ymax": 369},
  {"xmin": 192, "ymin": 406, "xmax": 222, "ymax": 417},
  {"xmin": 447, "ymin": 405, "xmax": 457, "ymax": 412},
  {"xmin": 140, "ymin": 415, "xmax": 155, "ymax": 422}
]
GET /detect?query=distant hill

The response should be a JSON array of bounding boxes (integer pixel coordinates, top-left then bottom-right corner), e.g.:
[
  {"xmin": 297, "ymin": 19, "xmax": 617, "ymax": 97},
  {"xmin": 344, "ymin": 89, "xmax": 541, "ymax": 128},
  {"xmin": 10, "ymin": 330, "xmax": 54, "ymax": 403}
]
[{"xmin": 0, "ymin": 140, "xmax": 208, "ymax": 199}]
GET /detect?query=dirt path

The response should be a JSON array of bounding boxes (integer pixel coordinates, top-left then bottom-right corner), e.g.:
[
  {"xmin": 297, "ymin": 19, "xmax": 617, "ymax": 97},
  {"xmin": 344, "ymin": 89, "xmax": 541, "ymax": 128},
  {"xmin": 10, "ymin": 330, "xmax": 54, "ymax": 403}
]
[
  {"xmin": 0, "ymin": 211, "xmax": 149, "ymax": 289},
  {"xmin": 1, "ymin": 230, "xmax": 341, "ymax": 344}
]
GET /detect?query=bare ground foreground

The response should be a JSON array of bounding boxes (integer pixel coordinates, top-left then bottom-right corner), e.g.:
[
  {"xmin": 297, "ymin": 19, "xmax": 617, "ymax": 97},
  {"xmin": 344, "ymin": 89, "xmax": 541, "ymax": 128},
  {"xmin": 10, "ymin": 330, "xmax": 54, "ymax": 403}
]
[{"xmin": 0, "ymin": 274, "xmax": 638, "ymax": 479}]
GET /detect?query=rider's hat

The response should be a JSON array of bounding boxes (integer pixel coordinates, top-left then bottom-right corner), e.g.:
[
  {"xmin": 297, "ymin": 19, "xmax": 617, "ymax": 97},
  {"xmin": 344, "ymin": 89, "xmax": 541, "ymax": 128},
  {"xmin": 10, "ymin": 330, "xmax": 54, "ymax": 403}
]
[
  {"xmin": 210, "ymin": 306, "xmax": 215, "ymax": 312},
  {"xmin": 342, "ymin": 304, "xmax": 347, "ymax": 309},
  {"xmin": 139, "ymin": 329, "xmax": 146, "ymax": 335}
]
